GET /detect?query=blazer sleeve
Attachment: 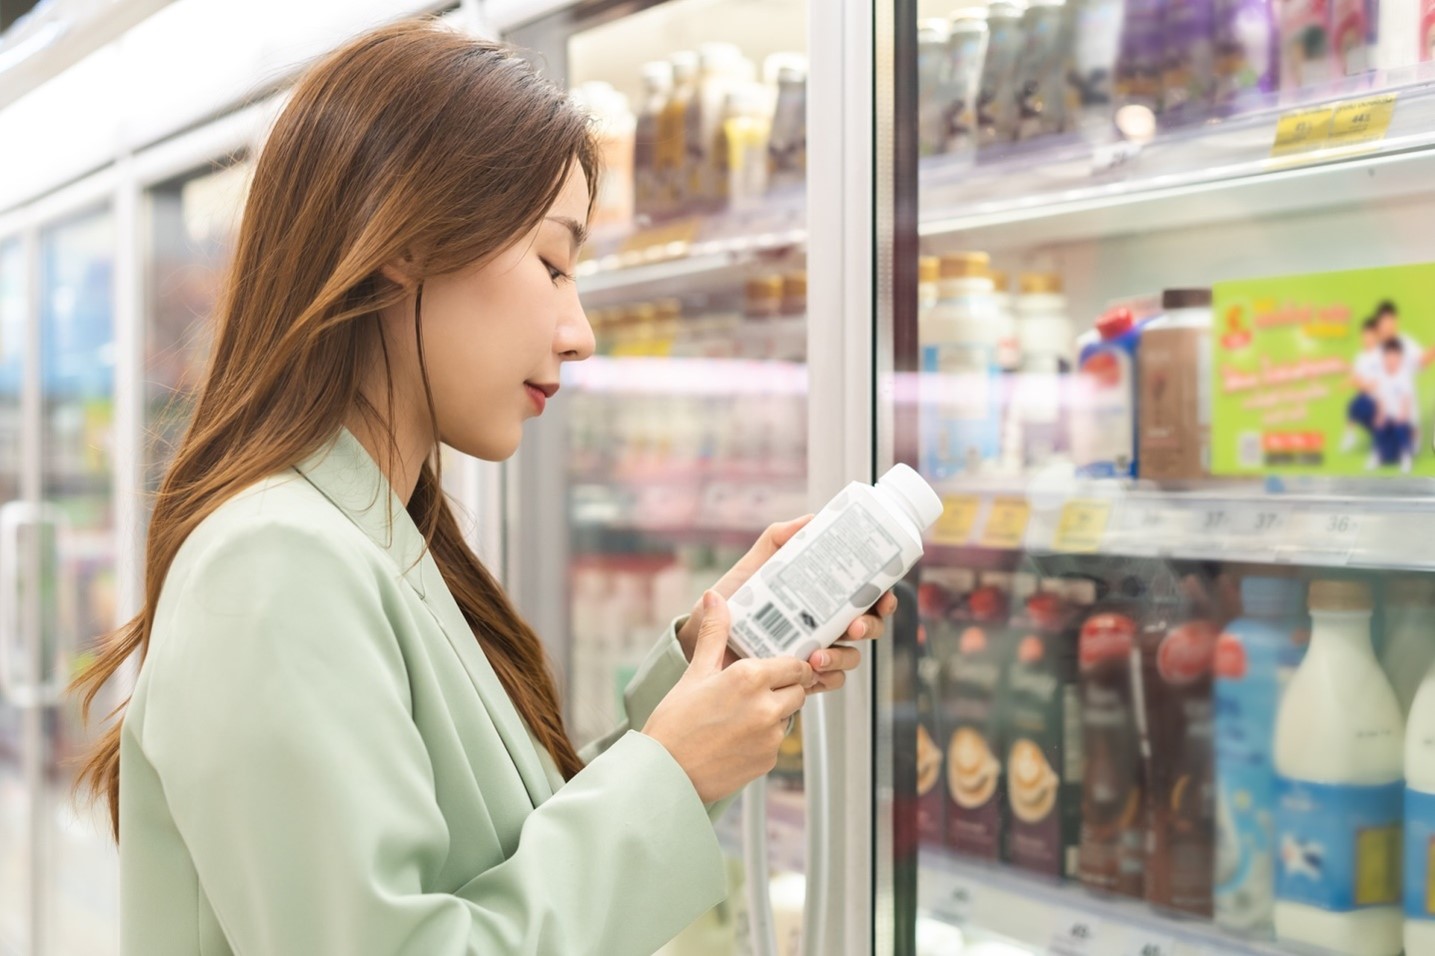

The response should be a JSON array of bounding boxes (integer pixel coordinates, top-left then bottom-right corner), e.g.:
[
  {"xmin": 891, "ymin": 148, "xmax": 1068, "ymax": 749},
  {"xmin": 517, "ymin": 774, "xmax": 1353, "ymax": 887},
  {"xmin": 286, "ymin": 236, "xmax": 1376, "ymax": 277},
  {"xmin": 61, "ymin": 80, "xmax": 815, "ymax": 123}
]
[
  {"xmin": 581, "ymin": 618, "xmax": 740, "ymax": 824},
  {"xmin": 139, "ymin": 521, "xmax": 726, "ymax": 956}
]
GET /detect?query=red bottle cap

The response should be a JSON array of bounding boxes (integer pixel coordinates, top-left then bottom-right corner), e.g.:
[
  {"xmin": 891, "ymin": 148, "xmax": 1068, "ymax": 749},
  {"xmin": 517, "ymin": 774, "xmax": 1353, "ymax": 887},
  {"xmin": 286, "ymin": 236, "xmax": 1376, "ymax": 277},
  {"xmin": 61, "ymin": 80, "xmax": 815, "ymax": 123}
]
[{"xmin": 1096, "ymin": 308, "xmax": 1135, "ymax": 340}]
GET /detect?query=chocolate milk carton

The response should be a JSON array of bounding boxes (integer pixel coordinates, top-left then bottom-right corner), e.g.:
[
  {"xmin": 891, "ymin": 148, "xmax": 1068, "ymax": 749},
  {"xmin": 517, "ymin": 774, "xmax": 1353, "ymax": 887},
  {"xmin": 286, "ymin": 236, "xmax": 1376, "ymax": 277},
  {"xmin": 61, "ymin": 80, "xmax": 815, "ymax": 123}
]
[
  {"xmin": 1138, "ymin": 587, "xmax": 1220, "ymax": 917},
  {"xmin": 941, "ymin": 573, "xmax": 1014, "ymax": 860},
  {"xmin": 916, "ymin": 570, "xmax": 970, "ymax": 847},
  {"xmin": 1004, "ymin": 576, "xmax": 1092, "ymax": 876},
  {"xmin": 1078, "ymin": 594, "xmax": 1147, "ymax": 898}
]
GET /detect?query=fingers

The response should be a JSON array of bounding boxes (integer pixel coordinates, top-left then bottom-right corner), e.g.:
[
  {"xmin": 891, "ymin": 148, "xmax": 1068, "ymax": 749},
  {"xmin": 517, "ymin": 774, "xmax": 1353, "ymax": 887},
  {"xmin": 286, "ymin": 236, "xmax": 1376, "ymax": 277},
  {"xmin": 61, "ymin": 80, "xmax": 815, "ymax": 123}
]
[
  {"xmin": 809, "ymin": 644, "xmax": 861, "ymax": 674},
  {"xmin": 765, "ymin": 514, "xmax": 815, "ymax": 550},
  {"xmin": 876, "ymin": 590, "xmax": 899, "ymax": 617},
  {"xmin": 771, "ymin": 683, "xmax": 807, "ymax": 723},
  {"xmin": 689, "ymin": 591, "xmax": 732, "ymax": 673},
  {"xmin": 741, "ymin": 655, "xmax": 815, "ymax": 691}
]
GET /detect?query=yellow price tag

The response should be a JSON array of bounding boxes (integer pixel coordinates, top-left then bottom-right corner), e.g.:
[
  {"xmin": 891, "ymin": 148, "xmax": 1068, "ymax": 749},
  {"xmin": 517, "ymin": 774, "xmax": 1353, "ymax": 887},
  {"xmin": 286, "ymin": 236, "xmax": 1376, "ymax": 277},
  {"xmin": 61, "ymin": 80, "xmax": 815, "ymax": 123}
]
[
  {"xmin": 1270, "ymin": 105, "xmax": 1335, "ymax": 157},
  {"xmin": 932, "ymin": 495, "xmax": 981, "ymax": 546},
  {"xmin": 979, "ymin": 498, "xmax": 1031, "ymax": 550},
  {"xmin": 1052, "ymin": 500, "xmax": 1112, "ymax": 553},
  {"xmin": 1328, "ymin": 93, "xmax": 1398, "ymax": 149}
]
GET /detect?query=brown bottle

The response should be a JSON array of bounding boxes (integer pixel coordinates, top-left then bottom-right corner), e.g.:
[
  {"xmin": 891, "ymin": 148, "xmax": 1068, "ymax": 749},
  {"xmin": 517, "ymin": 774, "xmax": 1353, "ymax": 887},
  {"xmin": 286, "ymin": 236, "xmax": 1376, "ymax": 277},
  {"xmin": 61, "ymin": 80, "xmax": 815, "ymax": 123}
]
[
  {"xmin": 1077, "ymin": 602, "xmax": 1146, "ymax": 898},
  {"xmin": 1137, "ymin": 588, "xmax": 1218, "ymax": 917}
]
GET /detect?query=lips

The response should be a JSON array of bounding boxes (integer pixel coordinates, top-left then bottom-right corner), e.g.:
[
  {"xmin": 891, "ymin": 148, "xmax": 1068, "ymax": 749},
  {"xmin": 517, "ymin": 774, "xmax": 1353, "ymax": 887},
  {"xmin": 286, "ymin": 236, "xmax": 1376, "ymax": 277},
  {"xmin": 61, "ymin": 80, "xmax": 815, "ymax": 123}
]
[{"xmin": 525, "ymin": 381, "xmax": 558, "ymax": 414}]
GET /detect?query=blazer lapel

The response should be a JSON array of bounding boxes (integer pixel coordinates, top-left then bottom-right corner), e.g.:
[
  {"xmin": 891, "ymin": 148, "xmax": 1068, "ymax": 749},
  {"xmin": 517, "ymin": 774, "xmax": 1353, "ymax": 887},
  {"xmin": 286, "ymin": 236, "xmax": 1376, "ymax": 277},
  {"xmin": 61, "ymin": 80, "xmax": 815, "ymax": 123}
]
[{"xmin": 294, "ymin": 429, "xmax": 554, "ymax": 807}]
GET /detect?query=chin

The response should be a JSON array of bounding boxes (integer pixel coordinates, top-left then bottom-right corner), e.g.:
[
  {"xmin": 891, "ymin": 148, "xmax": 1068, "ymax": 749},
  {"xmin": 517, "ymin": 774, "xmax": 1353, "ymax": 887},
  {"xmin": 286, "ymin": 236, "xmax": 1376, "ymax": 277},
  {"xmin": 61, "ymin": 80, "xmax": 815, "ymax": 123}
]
[{"xmin": 441, "ymin": 426, "xmax": 523, "ymax": 463}]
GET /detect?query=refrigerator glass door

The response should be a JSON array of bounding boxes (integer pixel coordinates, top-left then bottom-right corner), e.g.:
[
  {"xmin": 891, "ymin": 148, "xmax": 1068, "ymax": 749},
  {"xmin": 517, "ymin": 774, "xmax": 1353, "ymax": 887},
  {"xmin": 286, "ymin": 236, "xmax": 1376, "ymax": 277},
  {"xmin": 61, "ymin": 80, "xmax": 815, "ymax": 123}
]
[
  {"xmin": 506, "ymin": 2, "xmax": 813, "ymax": 952},
  {"xmin": 143, "ymin": 162, "xmax": 251, "ymax": 504},
  {"xmin": 887, "ymin": 1, "xmax": 1435, "ymax": 955},
  {"xmin": 38, "ymin": 209, "xmax": 119, "ymax": 956},
  {"xmin": 0, "ymin": 237, "xmax": 31, "ymax": 955}
]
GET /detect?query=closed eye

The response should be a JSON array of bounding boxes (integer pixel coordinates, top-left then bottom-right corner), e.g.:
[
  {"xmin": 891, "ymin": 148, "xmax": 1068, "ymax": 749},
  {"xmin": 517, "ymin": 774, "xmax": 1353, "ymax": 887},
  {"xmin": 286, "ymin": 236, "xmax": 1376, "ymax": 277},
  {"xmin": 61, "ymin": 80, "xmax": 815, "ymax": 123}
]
[{"xmin": 542, "ymin": 258, "xmax": 574, "ymax": 285}]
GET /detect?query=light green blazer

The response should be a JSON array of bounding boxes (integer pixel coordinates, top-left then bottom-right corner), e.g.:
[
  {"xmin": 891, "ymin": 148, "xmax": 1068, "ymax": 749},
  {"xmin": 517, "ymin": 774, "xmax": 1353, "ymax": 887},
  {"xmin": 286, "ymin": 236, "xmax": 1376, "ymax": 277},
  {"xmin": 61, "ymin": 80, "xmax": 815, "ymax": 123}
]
[{"xmin": 119, "ymin": 428, "xmax": 727, "ymax": 955}]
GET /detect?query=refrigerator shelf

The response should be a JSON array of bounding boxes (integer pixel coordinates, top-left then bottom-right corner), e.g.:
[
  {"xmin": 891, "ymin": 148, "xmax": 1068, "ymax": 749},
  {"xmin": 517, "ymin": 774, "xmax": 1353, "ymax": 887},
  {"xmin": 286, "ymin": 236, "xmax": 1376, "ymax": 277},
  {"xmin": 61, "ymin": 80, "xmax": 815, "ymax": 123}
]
[
  {"xmin": 918, "ymin": 850, "xmax": 1296, "ymax": 956},
  {"xmin": 919, "ymin": 72, "xmax": 1435, "ymax": 250},
  {"xmin": 575, "ymin": 191, "xmax": 807, "ymax": 300},
  {"xmin": 924, "ymin": 477, "xmax": 1435, "ymax": 571}
]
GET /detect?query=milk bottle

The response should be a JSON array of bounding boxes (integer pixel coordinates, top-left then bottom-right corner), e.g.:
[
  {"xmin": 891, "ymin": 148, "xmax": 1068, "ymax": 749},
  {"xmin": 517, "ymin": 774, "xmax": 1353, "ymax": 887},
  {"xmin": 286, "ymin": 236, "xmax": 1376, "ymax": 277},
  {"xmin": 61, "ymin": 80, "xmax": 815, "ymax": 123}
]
[
  {"xmin": 920, "ymin": 252, "xmax": 1002, "ymax": 479},
  {"xmin": 1214, "ymin": 576, "xmax": 1307, "ymax": 937},
  {"xmin": 1404, "ymin": 616, "xmax": 1435, "ymax": 955},
  {"xmin": 1274, "ymin": 580, "xmax": 1404, "ymax": 956},
  {"xmin": 1380, "ymin": 576, "xmax": 1435, "ymax": 719}
]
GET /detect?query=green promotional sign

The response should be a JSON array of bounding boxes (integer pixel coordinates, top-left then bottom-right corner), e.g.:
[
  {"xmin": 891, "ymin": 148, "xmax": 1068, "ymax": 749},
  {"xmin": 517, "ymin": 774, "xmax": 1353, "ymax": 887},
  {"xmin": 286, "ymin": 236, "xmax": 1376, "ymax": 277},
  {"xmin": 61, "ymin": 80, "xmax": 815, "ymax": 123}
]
[{"xmin": 1212, "ymin": 262, "xmax": 1435, "ymax": 476}]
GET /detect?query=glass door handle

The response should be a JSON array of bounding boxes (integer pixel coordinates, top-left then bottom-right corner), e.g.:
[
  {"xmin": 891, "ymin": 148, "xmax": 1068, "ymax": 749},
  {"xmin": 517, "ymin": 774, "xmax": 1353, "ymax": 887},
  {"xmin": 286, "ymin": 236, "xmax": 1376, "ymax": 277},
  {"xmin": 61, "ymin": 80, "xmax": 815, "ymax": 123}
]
[
  {"xmin": 801, "ymin": 693, "xmax": 832, "ymax": 956},
  {"xmin": 1, "ymin": 500, "xmax": 35, "ymax": 705},
  {"xmin": 0, "ymin": 501, "xmax": 66, "ymax": 708},
  {"xmin": 742, "ymin": 775, "xmax": 777, "ymax": 955}
]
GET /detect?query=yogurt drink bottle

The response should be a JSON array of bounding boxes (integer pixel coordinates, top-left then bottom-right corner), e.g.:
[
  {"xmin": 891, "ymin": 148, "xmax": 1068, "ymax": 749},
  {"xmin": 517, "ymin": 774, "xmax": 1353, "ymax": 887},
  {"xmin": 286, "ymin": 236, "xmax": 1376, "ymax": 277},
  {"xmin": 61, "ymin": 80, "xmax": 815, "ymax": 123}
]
[
  {"xmin": 1274, "ymin": 580, "xmax": 1404, "ymax": 956},
  {"xmin": 1380, "ymin": 576, "xmax": 1435, "ymax": 719},
  {"xmin": 1214, "ymin": 576, "xmax": 1307, "ymax": 937}
]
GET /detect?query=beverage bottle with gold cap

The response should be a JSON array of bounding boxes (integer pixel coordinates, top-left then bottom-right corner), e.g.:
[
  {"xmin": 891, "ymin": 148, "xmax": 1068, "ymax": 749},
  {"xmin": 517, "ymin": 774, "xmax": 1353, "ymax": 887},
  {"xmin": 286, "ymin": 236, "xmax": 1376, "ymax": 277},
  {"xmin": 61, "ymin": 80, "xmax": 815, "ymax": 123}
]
[
  {"xmin": 633, "ymin": 61, "xmax": 672, "ymax": 223},
  {"xmin": 921, "ymin": 251, "xmax": 1002, "ymax": 479},
  {"xmin": 657, "ymin": 52, "xmax": 699, "ymax": 217},
  {"xmin": 773, "ymin": 270, "xmax": 807, "ymax": 364},
  {"xmin": 1274, "ymin": 579, "xmax": 1403, "ymax": 956}
]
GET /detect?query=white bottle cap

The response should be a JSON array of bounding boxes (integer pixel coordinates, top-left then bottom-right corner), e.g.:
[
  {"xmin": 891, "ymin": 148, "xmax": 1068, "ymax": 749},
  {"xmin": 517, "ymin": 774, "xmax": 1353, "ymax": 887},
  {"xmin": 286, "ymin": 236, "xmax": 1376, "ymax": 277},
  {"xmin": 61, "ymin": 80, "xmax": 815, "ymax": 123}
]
[{"xmin": 877, "ymin": 463, "xmax": 943, "ymax": 531}]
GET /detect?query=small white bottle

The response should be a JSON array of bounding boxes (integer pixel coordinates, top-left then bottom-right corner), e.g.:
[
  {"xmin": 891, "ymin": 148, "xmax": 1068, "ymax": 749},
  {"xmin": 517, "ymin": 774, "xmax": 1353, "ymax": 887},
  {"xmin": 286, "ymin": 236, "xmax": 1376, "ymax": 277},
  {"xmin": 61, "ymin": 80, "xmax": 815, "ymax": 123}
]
[
  {"xmin": 921, "ymin": 252, "xmax": 1002, "ymax": 479},
  {"xmin": 1013, "ymin": 272, "xmax": 1076, "ymax": 469},
  {"xmin": 1381, "ymin": 576, "xmax": 1435, "ymax": 719},
  {"xmin": 1404, "ymin": 619, "xmax": 1435, "ymax": 955},
  {"xmin": 1274, "ymin": 580, "xmax": 1404, "ymax": 956},
  {"xmin": 727, "ymin": 464, "xmax": 943, "ymax": 661}
]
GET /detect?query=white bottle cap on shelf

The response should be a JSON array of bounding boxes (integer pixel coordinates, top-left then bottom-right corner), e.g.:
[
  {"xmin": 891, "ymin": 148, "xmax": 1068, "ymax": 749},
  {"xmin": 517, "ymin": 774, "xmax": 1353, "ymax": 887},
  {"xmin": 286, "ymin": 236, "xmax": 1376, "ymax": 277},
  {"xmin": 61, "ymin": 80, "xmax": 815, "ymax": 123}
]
[{"xmin": 876, "ymin": 463, "xmax": 943, "ymax": 531}]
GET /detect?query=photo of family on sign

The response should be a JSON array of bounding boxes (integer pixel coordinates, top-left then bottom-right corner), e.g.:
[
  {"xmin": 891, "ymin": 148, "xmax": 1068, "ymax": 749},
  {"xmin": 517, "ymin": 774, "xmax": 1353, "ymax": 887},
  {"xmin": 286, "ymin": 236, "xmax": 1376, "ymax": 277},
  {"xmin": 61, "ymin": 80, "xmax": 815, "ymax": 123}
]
[{"xmin": 1343, "ymin": 301, "xmax": 1435, "ymax": 473}]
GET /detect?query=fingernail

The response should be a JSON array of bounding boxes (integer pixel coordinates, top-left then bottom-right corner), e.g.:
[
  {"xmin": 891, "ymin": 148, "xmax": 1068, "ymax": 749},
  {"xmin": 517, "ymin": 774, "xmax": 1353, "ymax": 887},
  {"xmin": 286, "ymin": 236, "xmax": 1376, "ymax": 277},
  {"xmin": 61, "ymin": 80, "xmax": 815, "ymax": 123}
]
[
  {"xmin": 856, "ymin": 620, "xmax": 869, "ymax": 638},
  {"xmin": 815, "ymin": 652, "xmax": 830, "ymax": 668},
  {"xmin": 703, "ymin": 590, "xmax": 718, "ymax": 609}
]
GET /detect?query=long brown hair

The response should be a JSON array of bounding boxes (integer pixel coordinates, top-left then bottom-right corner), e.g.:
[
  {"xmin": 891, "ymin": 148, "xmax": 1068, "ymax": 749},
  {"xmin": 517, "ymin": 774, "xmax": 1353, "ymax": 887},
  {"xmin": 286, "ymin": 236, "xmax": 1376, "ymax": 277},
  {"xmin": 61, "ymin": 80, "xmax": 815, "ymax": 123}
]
[{"xmin": 71, "ymin": 19, "xmax": 598, "ymax": 837}]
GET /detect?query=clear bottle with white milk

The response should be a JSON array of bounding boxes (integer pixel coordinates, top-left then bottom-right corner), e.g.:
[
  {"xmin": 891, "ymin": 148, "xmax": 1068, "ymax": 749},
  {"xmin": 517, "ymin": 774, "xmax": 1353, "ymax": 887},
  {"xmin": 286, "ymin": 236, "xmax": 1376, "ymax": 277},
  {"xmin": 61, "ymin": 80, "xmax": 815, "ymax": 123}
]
[
  {"xmin": 1274, "ymin": 579, "xmax": 1404, "ymax": 956},
  {"xmin": 1381, "ymin": 576, "xmax": 1435, "ymax": 719},
  {"xmin": 1406, "ymin": 609, "xmax": 1435, "ymax": 955}
]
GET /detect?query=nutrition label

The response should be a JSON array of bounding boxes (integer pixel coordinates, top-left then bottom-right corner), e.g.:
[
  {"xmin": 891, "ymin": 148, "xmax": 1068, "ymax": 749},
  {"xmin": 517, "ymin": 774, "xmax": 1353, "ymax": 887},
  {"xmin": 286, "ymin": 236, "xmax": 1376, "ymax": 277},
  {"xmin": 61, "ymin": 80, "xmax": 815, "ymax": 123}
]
[{"xmin": 772, "ymin": 501, "xmax": 903, "ymax": 627}]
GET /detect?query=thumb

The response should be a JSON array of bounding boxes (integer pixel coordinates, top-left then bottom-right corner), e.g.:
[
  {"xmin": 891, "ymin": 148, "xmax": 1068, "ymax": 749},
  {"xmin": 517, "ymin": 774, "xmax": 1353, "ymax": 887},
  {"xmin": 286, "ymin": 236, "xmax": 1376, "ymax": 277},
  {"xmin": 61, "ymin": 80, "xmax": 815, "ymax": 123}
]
[{"xmin": 690, "ymin": 591, "xmax": 732, "ymax": 674}]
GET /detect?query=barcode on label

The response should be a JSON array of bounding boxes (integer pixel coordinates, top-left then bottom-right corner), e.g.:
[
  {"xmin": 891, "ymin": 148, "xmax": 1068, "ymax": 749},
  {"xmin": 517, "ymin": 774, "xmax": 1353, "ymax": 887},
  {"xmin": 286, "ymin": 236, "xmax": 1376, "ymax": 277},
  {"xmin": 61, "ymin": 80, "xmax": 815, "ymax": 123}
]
[{"xmin": 756, "ymin": 602, "xmax": 796, "ymax": 644}]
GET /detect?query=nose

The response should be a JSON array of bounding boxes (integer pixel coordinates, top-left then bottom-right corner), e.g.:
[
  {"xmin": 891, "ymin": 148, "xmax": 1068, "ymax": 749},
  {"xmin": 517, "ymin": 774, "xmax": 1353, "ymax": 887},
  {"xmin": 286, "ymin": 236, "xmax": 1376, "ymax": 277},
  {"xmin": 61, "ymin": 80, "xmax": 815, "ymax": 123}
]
[{"xmin": 557, "ymin": 298, "xmax": 595, "ymax": 362}]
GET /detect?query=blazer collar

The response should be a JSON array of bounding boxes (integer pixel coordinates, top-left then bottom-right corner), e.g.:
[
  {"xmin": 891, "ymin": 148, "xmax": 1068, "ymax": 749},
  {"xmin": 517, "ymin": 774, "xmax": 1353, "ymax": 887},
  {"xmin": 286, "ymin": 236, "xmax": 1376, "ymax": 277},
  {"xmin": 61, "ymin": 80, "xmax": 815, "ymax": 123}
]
[{"xmin": 294, "ymin": 428, "xmax": 555, "ymax": 806}]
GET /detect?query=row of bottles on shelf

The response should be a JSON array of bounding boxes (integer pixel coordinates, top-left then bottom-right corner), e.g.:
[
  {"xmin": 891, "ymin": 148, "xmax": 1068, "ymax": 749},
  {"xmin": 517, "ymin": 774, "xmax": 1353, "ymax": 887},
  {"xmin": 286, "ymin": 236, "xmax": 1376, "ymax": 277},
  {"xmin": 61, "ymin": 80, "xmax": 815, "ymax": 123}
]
[
  {"xmin": 568, "ymin": 274, "xmax": 808, "ymax": 491},
  {"xmin": 566, "ymin": 546, "xmax": 804, "ymax": 792},
  {"xmin": 916, "ymin": 564, "xmax": 1435, "ymax": 955},
  {"xmin": 919, "ymin": 250, "xmax": 1215, "ymax": 482},
  {"xmin": 918, "ymin": 0, "xmax": 1435, "ymax": 159},
  {"xmin": 573, "ymin": 43, "xmax": 807, "ymax": 230},
  {"xmin": 588, "ymin": 272, "xmax": 807, "ymax": 361}
]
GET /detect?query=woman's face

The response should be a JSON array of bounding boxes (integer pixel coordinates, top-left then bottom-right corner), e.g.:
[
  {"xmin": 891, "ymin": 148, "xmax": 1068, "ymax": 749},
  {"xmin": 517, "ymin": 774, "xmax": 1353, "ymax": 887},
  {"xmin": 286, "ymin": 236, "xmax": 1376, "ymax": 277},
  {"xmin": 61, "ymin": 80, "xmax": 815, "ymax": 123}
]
[{"xmin": 387, "ymin": 165, "xmax": 594, "ymax": 462}]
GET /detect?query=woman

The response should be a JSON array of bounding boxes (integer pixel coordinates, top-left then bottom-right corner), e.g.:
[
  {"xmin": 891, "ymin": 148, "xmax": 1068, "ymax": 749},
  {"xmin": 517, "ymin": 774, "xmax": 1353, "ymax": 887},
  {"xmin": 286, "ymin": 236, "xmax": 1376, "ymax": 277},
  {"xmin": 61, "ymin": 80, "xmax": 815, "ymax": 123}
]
[{"xmin": 71, "ymin": 19, "xmax": 891, "ymax": 956}]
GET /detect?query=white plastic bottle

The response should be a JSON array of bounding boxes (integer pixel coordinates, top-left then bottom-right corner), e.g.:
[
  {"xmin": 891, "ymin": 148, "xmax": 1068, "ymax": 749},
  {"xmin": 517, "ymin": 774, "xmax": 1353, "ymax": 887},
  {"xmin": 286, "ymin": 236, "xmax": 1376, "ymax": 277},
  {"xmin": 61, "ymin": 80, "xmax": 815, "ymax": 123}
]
[
  {"xmin": 1013, "ymin": 272, "xmax": 1075, "ymax": 469},
  {"xmin": 1274, "ymin": 580, "xmax": 1404, "ymax": 956},
  {"xmin": 920, "ymin": 252, "xmax": 1002, "ymax": 479},
  {"xmin": 1381, "ymin": 577, "xmax": 1435, "ymax": 719},
  {"xmin": 1405, "ymin": 624, "xmax": 1435, "ymax": 954},
  {"xmin": 727, "ymin": 464, "xmax": 942, "ymax": 661}
]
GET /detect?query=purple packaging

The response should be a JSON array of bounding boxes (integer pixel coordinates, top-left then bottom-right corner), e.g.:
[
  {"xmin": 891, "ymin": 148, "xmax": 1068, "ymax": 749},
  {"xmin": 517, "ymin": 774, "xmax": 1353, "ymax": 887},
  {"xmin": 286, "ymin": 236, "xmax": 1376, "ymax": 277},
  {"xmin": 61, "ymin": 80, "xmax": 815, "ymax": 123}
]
[
  {"xmin": 1116, "ymin": 0, "xmax": 1166, "ymax": 112},
  {"xmin": 1163, "ymin": 0, "xmax": 1219, "ymax": 121},
  {"xmin": 1214, "ymin": 0, "xmax": 1279, "ymax": 110}
]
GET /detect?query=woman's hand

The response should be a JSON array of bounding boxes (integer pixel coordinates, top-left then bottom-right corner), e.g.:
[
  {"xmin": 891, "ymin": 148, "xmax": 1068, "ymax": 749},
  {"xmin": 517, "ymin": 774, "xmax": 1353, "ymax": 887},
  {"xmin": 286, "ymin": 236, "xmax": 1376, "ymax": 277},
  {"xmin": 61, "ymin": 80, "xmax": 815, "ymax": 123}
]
[
  {"xmin": 675, "ymin": 515, "xmax": 897, "ymax": 694},
  {"xmin": 645, "ymin": 592, "xmax": 816, "ymax": 804}
]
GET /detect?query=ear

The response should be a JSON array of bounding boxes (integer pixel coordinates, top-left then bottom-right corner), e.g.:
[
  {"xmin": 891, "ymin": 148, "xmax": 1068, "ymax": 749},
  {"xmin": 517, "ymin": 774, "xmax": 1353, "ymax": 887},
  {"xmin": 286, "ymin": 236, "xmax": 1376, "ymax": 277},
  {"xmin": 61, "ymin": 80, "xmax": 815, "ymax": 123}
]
[{"xmin": 380, "ymin": 261, "xmax": 416, "ymax": 288}]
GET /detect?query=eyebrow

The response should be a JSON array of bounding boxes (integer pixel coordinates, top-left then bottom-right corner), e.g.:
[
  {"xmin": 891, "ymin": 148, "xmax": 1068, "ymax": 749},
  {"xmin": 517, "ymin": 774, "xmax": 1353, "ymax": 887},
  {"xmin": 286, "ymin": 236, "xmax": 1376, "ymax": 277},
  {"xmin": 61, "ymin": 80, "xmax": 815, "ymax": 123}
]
[{"xmin": 545, "ymin": 216, "xmax": 588, "ymax": 251}]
